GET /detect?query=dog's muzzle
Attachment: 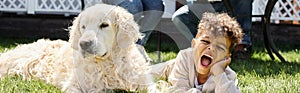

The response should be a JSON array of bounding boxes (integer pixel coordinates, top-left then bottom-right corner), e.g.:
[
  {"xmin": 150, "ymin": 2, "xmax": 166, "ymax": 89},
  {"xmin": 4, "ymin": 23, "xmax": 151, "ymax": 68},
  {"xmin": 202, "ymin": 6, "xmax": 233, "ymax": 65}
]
[
  {"xmin": 79, "ymin": 40, "xmax": 109, "ymax": 59},
  {"xmin": 80, "ymin": 40, "xmax": 95, "ymax": 54}
]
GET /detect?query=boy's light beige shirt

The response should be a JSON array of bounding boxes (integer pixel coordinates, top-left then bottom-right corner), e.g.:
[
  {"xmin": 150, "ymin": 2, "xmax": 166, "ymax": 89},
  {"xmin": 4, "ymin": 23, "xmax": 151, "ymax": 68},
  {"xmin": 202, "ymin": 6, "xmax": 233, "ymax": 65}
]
[{"xmin": 152, "ymin": 48, "xmax": 240, "ymax": 93}]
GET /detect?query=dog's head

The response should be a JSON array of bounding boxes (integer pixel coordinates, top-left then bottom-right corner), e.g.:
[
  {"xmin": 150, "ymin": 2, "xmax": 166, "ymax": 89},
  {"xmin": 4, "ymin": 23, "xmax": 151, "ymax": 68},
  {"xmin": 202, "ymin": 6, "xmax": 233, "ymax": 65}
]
[{"xmin": 69, "ymin": 4, "xmax": 139, "ymax": 59}]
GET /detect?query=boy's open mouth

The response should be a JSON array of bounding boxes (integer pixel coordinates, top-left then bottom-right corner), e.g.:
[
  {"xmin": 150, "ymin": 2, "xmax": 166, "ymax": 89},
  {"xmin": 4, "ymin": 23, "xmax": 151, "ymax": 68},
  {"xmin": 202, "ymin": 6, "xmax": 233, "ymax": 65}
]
[{"xmin": 200, "ymin": 55, "xmax": 213, "ymax": 67}]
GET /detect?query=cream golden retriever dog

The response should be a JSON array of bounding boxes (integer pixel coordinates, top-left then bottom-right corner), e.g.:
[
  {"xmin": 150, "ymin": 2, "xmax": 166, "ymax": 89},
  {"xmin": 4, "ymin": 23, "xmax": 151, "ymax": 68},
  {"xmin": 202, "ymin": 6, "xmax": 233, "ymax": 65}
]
[{"xmin": 0, "ymin": 4, "xmax": 152, "ymax": 93}]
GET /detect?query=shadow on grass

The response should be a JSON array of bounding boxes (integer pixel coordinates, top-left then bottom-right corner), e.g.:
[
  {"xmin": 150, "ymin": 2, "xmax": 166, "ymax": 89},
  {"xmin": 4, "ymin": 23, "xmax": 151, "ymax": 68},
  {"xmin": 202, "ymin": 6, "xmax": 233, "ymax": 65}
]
[
  {"xmin": 230, "ymin": 56, "xmax": 300, "ymax": 77},
  {"xmin": 0, "ymin": 37, "xmax": 37, "ymax": 51},
  {"xmin": 0, "ymin": 37, "xmax": 68, "ymax": 50},
  {"xmin": 144, "ymin": 32, "xmax": 180, "ymax": 53},
  {"xmin": 251, "ymin": 23, "xmax": 300, "ymax": 53},
  {"xmin": 230, "ymin": 34, "xmax": 300, "ymax": 77}
]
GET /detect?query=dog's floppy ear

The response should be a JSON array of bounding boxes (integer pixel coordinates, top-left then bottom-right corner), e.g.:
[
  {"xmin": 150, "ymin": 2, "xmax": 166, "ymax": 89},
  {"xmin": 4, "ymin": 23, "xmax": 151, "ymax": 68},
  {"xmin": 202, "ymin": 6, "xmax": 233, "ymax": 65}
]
[
  {"xmin": 113, "ymin": 7, "xmax": 139, "ymax": 49},
  {"xmin": 69, "ymin": 13, "xmax": 82, "ymax": 50}
]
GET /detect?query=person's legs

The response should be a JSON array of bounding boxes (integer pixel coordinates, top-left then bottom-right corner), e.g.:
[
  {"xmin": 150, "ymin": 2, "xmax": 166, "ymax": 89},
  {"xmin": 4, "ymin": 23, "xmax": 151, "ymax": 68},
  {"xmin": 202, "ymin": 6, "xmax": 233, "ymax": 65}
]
[
  {"xmin": 172, "ymin": 5, "xmax": 199, "ymax": 43},
  {"xmin": 210, "ymin": 2, "xmax": 227, "ymax": 13},
  {"xmin": 103, "ymin": 0, "xmax": 144, "ymax": 21},
  {"xmin": 231, "ymin": 0, "xmax": 253, "ymax": 58},
  {"xmin": 232, "ymin": 0, "xmax": 253, "ymax": 46},
  {"xmin": 137, "ymin": 0, "xmax": 164, "ymax": 46},
  {"xmin": 172, "ymin": 4, "xmax": 215, "ymax": 48}
]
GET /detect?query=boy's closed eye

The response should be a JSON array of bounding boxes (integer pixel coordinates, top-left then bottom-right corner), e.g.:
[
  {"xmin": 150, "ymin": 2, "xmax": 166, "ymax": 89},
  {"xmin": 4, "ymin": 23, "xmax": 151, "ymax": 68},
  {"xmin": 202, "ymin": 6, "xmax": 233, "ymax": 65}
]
[
  {"xmin": 200, "ymin": 40, "xmax": 210, "ymax": 45},
  {"xmin": 217, "ymin": 45, "xmax": 226, "ymax": 52}
]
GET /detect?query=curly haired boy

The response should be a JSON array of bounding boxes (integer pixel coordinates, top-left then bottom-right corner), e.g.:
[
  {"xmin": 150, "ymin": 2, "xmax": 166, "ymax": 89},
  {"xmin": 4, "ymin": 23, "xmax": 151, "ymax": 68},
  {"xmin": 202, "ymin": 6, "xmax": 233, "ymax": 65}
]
[{"xmin": 151, "ymin": 12, "xmax": 243, "ymax": 93}]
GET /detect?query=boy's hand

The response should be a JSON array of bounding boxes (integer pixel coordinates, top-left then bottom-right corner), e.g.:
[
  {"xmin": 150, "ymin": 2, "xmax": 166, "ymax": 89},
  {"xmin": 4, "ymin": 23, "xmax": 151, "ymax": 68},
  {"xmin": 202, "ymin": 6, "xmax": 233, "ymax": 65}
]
[{"xmin": 210, "ymin": 57, "xmax": 231, "ymax": 76}]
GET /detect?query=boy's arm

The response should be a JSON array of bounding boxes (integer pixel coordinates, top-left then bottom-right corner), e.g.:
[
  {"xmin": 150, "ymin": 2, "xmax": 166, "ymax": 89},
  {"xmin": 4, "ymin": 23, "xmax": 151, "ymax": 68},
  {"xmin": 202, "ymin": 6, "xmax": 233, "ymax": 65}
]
[
  {"xmin": 210, "ymin": 58, "xmax": 240, "ymax": 93},
  {"xmin": 213, "ymin": 67, "xmax": 240, "ymax": 93},
  {"xmin": 168, "ymin": 50, "xmax": 202, "ymax": 93}
]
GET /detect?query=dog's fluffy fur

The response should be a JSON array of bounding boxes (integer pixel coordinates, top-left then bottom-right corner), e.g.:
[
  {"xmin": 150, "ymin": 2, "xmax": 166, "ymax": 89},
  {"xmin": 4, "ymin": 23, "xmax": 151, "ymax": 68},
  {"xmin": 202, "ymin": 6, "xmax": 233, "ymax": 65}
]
[{"xmin": 0, "ymin": 4, "xmax": 152, "ymax": 92}]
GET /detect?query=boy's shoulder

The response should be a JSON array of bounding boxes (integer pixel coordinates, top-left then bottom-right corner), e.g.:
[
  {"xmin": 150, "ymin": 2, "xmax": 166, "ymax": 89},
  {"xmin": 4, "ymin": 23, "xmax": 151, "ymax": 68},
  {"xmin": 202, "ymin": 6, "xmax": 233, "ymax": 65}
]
[
  {"xmin": 177, "ymin": 48, "xmax": 194, "ymax": 63},
  {"xmin": 179, "ymin": 48, "xmax": 193, "ymax": 54}
]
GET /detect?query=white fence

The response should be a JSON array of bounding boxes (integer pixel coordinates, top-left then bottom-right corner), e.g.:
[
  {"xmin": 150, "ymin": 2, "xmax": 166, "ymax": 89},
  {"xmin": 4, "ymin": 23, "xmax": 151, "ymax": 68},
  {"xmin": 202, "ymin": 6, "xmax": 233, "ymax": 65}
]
[
  {"xmin": 253, "ymin": 0, "xmax": 300, "ymax": 22},
  {"xmin": 0, "ymin": 0, "xmax": 102, "ymax": 16},
  {"xmin": 0, "ymin": 0, "xmax": 27, "ymax": 13},
  {"xmin": 0, "ymin": 0, "xmax": 299, "ymax": 22}
]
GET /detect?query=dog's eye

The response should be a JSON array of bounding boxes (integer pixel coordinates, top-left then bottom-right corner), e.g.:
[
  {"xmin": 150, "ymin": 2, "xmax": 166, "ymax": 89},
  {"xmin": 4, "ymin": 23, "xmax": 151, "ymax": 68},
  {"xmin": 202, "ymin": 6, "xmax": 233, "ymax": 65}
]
[
  {"xmin": 82, "ymin": 25, "xmax": 86, "ymax": 29},
  {"xmin": 99, "ymin": 22, "xmax": 109, "ymax": 29}
]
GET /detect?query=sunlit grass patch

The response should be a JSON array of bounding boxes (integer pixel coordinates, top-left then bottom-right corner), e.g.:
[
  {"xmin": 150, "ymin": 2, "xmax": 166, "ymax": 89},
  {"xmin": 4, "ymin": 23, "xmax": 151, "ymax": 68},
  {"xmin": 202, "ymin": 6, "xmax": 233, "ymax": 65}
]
[
  {"xmin": 238, "ymin": 71, "xmax": 300, "ymax": 92},
  {"xmin": 0, "ymin": 75, "xmax": 62, "ymax": 93}
]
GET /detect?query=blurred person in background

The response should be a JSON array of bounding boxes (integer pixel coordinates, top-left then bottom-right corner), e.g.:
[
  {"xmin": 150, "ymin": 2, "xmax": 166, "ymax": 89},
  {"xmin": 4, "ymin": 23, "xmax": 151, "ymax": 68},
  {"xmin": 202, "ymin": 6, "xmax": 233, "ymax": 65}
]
[
  {"xmin": 172, "ymin": 0, "xmax": 253, "ymax": 59},
  {"xmin": 103, "ymin": 0, "xmax": 165, "ymax": 46}
]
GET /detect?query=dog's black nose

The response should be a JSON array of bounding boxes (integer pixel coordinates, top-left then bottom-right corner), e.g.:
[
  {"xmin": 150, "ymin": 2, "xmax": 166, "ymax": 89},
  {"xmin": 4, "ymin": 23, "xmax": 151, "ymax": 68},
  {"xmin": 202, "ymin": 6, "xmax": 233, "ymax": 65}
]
[{"xmin": 80, "ymin": 40, "xmax": 93, "ymax": 50}]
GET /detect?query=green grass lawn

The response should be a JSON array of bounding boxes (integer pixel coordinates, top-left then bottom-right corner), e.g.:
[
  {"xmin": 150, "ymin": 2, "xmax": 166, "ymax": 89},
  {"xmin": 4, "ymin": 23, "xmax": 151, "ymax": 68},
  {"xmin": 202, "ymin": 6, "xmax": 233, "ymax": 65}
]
[{"xmin": 0, "ymin": 36, "xmax": 299, "ymax": 92}]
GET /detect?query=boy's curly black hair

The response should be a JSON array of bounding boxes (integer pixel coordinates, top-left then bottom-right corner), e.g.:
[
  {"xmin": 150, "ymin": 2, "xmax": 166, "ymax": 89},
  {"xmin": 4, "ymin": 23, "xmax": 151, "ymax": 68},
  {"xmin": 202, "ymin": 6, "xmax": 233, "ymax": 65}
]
[{"xmin": 196, "ymin": 12, "xmax": 243, "ymax": 51}]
